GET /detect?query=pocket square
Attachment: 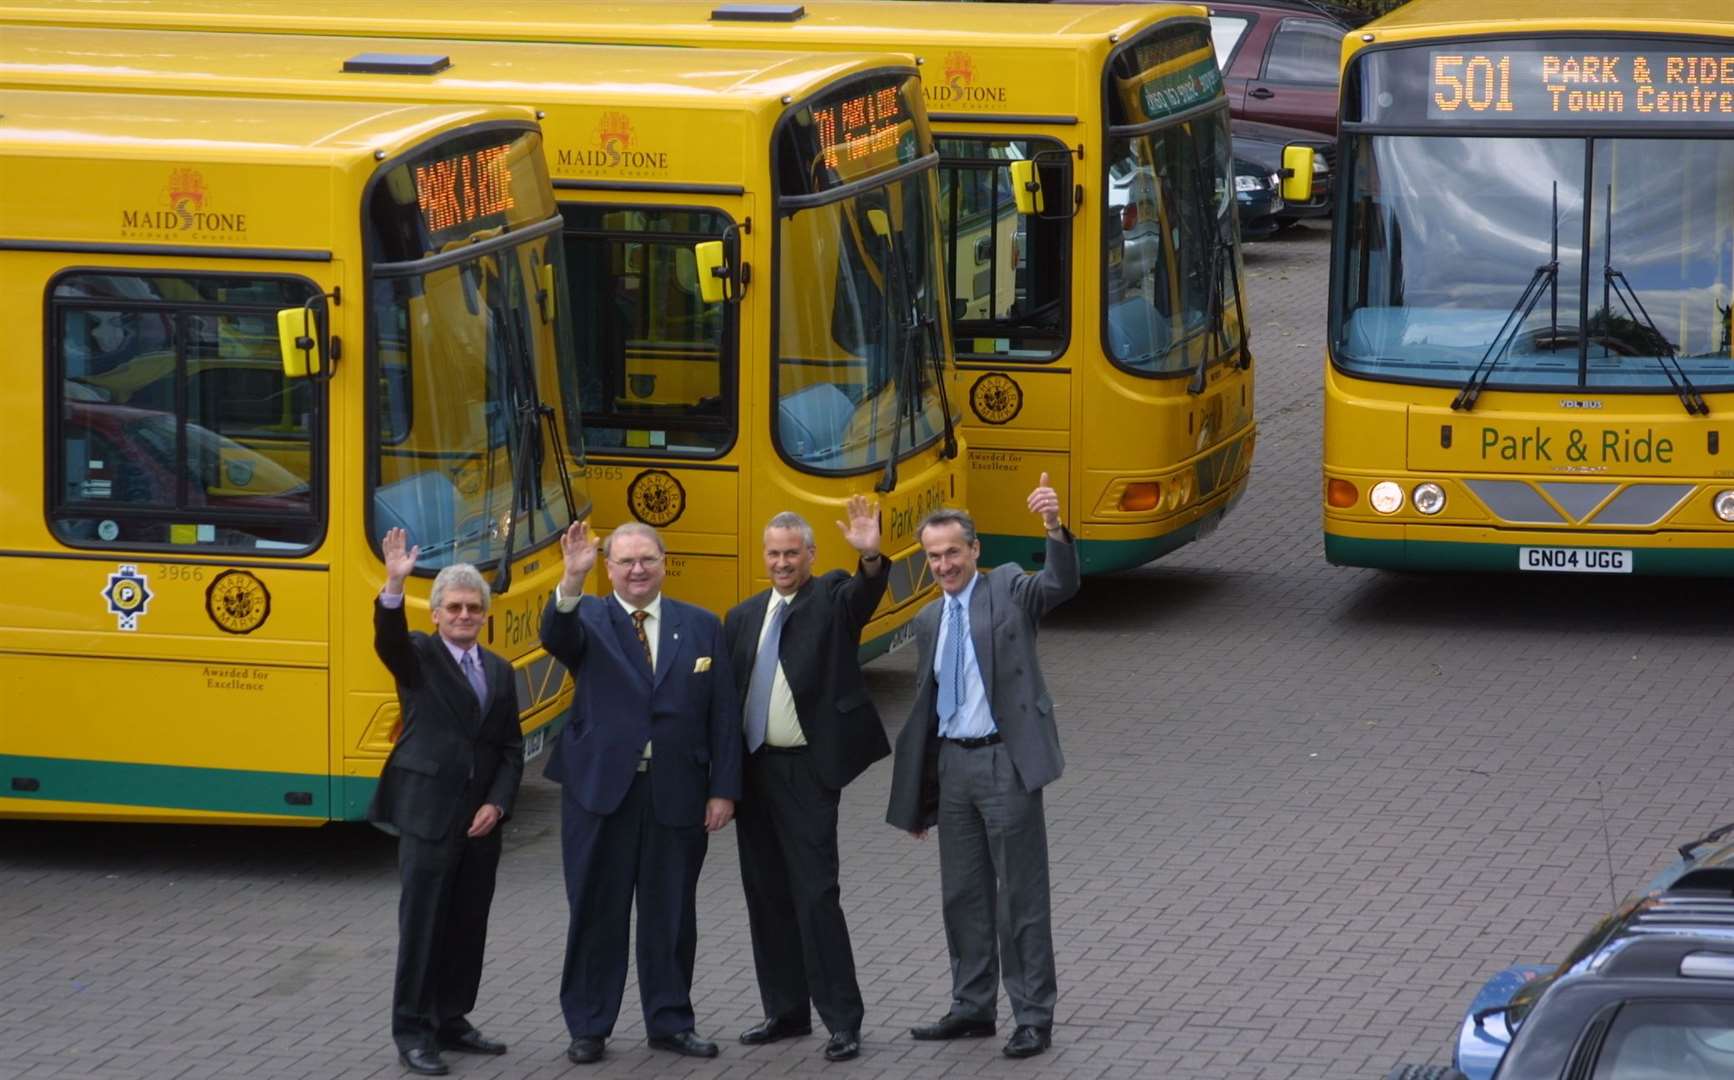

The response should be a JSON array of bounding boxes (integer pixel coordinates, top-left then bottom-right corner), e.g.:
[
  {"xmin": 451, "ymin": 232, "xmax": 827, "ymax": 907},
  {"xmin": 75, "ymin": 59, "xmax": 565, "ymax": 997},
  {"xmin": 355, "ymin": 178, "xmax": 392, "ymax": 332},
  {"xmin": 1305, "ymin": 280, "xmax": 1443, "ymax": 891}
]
[{"xmin": 694, "ymin": 656, "xmax": 712, "ymax": 673}]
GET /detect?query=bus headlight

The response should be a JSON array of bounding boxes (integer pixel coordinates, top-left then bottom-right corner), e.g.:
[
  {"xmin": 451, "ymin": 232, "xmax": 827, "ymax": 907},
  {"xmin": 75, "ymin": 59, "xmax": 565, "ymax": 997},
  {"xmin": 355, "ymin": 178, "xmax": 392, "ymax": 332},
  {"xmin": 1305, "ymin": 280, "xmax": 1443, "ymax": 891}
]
[
  {"xmin": 1412, "ymin": 482, "xmax": 1447, "ymax": 515},
  {"xmin": 1716, "ymin": 490, "xmax": 1734, "ymax": 522},
  {"xmin": 1369, "ymin": 481, "xmax": 1404, "ymax": 515}
]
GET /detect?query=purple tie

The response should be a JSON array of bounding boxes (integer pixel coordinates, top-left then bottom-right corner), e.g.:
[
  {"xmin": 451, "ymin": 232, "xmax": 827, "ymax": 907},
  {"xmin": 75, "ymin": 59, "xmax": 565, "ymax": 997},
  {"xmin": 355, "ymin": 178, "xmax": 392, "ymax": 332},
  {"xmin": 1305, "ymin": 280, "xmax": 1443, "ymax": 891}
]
[{"xmin": 461, "ymin": 650, "xmax": 487, "ymax": 704}]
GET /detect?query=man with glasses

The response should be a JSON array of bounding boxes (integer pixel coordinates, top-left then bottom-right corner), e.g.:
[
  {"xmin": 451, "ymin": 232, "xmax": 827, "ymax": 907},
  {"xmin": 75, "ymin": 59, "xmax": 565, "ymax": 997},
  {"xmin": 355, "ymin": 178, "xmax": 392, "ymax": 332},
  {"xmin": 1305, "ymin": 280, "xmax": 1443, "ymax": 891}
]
[
  {"xmin": 886, "ymin": 476, "xmax": 1079, "ymax": 1059},
  {"xmin": 541, "ymin": 520, "xmax": 741, "ymax": 1065},
  {"xmin": 371, "ymin": 529, "xmax": 524, "ymax": 1077}
]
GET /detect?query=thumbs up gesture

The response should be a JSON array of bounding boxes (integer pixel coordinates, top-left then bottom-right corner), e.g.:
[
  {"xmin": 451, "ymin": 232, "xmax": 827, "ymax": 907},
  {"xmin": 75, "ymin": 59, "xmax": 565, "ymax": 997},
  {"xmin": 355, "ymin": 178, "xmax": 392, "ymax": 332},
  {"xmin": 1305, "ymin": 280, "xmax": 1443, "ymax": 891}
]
[{"xmin": 1027, "ymin": 472, "xmax": 1062, "ymax": 532}]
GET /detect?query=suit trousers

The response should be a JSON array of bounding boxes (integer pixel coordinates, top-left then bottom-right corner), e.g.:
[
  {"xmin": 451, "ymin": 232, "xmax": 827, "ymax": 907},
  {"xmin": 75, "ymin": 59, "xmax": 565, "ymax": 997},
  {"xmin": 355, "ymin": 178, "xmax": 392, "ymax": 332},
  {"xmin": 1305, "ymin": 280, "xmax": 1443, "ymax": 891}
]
[
  {"xmin": 392, "ymin": 816, "xmax": 502, "ymax": 1051},
  {"xmin": 736, "ymin": 748, "xmax": 865, "ymax": 1034},
  {"xmin": 936, "ymin": 740, "xmax": 1056, "ymax": 1028},
  {"xmin": 558, "ymin": 769, "xmax": 709, "ymax": 1039}
]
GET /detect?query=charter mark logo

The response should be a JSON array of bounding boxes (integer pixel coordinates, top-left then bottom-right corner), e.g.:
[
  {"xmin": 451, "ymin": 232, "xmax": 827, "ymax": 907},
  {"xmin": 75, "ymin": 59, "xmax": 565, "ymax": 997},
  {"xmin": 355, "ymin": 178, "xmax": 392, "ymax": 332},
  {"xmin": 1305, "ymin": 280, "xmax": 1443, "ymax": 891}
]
[
  {"xmin": 121, "ymin": 168, "xmax": 248, "ymax": 242},
  {"xmin": 555, "ymin": 111, "xmax": 669, "ymax": 177},
  {"xmin": 926, "ymin": 51, "xmax": 1009, "ymax": 106}
]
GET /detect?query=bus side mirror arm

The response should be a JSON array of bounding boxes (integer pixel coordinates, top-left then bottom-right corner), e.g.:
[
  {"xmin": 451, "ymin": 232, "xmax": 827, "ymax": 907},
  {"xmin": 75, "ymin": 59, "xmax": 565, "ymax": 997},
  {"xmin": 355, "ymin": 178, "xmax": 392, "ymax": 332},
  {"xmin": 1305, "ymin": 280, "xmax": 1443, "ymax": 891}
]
[
  {"xmin": 276, "ymin": 289, "xmax": 340, "ymax": 381},
  {"xmin": 695, "ymin": 218, "xmax": 750, "ymax": 305}
]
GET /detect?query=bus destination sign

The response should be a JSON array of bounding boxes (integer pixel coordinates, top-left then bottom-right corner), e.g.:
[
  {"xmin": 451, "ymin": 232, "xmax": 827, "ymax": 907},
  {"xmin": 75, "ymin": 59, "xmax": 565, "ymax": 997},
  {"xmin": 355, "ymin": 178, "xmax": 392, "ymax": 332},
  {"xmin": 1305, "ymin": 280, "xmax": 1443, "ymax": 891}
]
[
  {"xmin": 785, "ymin": 75, "xmax": 923, "ymax": 195},
  {"xmin": 1428, "ymin": 46, "xmax": 1734, "ymax": 122},
  {"xmin": 414, "ymin": 143, "xmax": 517, "ymax": 238}
]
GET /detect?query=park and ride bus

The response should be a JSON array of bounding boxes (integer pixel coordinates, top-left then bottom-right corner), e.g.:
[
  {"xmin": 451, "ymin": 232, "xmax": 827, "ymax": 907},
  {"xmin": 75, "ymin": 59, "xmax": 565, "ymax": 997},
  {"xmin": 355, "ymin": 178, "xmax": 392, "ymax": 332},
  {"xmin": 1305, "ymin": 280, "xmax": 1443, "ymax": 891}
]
[
  {"xmin": 1324, "ymin": 0, "xmax": 1734, "ymax": 575},
  {"xmin": 0, "ymin": 90, "xmax": 589, "ymax": 823},
  {"xmin": 0, "ymin": 0, "xmax": 1314, "ymax": 575},
  {"xmin": 0, "ymin": 28, "xmax": 965, "ymax": 650}
]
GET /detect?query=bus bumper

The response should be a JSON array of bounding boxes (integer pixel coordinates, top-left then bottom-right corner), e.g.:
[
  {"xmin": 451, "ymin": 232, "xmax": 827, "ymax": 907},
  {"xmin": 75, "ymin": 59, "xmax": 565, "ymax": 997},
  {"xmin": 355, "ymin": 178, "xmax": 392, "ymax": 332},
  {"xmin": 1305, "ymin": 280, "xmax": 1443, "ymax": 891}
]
[{"xmin": 1324, "ymin": 519, "xmax": 1734, "ymax": 576}]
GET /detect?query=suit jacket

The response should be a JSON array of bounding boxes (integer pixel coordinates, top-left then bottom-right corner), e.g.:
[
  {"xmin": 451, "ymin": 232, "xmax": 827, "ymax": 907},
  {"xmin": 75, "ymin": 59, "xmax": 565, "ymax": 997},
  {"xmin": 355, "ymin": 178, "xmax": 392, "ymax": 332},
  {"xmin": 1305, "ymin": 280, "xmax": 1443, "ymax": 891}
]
[
  {"xmin": 723, "ymin": 558, "xmax": 891, "ymax": 791},
  {"xmin": 368, "ymin": 600, "xmax": 524, "ymax": 842},
  {"xmin": 885, "ymin": 530, "xmax": 1081, "ymax": 833},
  {"xmin": 540, "ymin": 592, "xmax": 742, "ymax": 827}
]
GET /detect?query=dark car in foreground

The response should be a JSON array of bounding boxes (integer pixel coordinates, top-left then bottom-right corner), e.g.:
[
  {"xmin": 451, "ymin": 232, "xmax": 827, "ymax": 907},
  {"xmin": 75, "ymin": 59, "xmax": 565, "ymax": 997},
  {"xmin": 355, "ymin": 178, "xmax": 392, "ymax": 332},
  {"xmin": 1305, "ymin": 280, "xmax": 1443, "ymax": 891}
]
[
  {"xmin": 1385, "ymin": 825, "xmax": 1734, "ymax": 1080},
  {"xmin": 1232, "ymin": 155, "xmax": 1283, "ymax": 240}
]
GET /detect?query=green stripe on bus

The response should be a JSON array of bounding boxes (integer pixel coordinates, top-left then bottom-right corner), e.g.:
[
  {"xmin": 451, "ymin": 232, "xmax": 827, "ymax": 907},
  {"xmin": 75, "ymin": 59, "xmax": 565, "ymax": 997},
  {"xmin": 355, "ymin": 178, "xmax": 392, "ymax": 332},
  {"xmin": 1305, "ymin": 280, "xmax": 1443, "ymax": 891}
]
[
  {"xmin": 1325, "ymin": 535, "xmax": 1734, "ymax": 576},
  {"xmin": 0, "ymin": 754, "xmax": 330, "ymax": 819},
  {"xmin": 978, "ymin": 521, "xmax": 1212, "ymax": 576}
]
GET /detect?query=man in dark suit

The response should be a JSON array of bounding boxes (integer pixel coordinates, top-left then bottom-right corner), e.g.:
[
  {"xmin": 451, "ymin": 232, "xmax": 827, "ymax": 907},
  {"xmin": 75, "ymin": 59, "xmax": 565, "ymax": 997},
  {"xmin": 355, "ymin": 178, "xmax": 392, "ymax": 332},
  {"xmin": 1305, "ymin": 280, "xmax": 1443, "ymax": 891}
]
[
  {"xmin": 371, "ymin": 527, "xmax": 524, "ymax": 1078},
  {"xmin": 540, "ymin": 519, "xmax": 741, "ymax": 1065},
  {"xmin": 723, "ymin": 496, "xmax": 890, "ymax": 1063},
  {"xmin": 885, "ymin": 475, "xmax": 1080, "ymax": 1059}
]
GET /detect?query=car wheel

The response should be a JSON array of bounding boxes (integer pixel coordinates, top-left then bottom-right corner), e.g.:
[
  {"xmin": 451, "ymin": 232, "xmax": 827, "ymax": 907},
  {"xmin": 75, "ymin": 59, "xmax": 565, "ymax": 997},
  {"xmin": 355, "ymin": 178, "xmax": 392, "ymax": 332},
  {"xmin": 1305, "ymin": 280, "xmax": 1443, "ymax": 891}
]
[{"xmin": 1383, "ymin": 1067, "xmax": 1469, "ymax": 1080}]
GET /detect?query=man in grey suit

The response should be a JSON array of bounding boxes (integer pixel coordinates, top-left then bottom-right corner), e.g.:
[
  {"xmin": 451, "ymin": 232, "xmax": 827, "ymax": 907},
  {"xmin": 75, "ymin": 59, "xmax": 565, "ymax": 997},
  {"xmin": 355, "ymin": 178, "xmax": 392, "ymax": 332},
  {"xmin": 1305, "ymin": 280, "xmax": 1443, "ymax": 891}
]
[{"xmin": 885, "ymin": 475, "xmax": 1079, "ymax": 1059}]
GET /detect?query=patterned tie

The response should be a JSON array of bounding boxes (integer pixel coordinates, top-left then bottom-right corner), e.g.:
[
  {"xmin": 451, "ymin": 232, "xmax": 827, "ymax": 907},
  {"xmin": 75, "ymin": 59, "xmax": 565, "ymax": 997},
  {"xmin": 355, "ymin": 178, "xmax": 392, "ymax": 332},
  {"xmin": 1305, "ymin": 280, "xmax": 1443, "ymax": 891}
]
[
  {"xmin": 743, "ymin": 598, "xmax": 788, "ymax": 753},
  {"xmin": 936, "ymin": 596, "xmax": 964, "ymax": 728},
  {"xmin": 461, "ymin": 649, "xmax": 486, "ymax": 704},
  {"xmin": 630, "ymin": 610, "xmax": 654, "ymax": 669}
]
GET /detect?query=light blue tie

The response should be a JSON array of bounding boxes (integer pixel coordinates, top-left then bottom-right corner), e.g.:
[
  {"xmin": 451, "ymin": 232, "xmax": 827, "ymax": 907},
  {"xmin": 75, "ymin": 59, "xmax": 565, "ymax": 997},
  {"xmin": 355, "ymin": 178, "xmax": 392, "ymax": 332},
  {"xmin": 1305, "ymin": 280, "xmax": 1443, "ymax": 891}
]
[
  {"xmin": 461, "ymin": 649, "xmax": 486, "ymax": 705},
  {"xmin": 744, "ymin": 598, "xmax": 788, "ymax": 753},
  {"xmin": 937, "ymin": 596, "xmax": 964, "ymax": 728}
]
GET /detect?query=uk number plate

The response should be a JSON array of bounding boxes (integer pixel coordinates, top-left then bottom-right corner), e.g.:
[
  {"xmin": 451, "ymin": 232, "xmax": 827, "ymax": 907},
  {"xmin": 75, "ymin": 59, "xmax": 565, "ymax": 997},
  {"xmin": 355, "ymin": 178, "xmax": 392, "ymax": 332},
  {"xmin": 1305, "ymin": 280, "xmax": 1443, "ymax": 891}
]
[
  {"xmin": 1518, "ymin": 547, "xmax": 1632, "ymax": 573},
  {"xmin": 522, "ymin": 726, "xmax": 548, "ymax": 763}
]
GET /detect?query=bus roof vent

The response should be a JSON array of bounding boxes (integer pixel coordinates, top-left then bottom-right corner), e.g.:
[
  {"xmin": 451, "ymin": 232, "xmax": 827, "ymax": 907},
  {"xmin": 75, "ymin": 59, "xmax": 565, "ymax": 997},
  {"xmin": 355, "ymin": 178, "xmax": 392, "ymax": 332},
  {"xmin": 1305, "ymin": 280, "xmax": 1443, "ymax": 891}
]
[
  {"xmin": 711, "ymin": 4, "xmax": 806, "ymax": 22},
  {"xmin": 342, "ymin": 53, "xmax": 452, "ymax": 76}
]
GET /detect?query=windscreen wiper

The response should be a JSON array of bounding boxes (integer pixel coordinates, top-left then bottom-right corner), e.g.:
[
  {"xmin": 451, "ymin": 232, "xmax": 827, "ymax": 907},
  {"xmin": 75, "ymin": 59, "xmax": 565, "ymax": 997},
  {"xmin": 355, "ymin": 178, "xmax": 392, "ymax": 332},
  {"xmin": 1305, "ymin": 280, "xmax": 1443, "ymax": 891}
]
[
  {"xmin": 491, "ymin": 250, "xmax": 579, "ymax": 594},
  {"xmin": 1677, "ymin": 821, "xmax": 1734, "ymax": 862},
  {"xmin": 1600, "ymin": 194, "xmax": 1707, "ymax": 416},
  {"xmin": 1454, "ymin": 187, "xmax": 1566, "ymax": 412},
  {"xmin": 1184, "ymin": 148, "xmax": 1247, "ymax": 396}
]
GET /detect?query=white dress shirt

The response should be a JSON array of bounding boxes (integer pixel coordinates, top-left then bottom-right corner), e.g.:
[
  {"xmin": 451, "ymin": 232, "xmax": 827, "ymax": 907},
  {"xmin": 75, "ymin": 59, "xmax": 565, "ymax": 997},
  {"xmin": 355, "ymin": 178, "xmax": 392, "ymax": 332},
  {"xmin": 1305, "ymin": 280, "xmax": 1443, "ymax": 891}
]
[
  {"xmin": 933, "ymin": 574, "xmax": 996, "ymax": 739},
  {"xmin": 754, "ymin": 590, "xmax": 806, "ymax": 748}
]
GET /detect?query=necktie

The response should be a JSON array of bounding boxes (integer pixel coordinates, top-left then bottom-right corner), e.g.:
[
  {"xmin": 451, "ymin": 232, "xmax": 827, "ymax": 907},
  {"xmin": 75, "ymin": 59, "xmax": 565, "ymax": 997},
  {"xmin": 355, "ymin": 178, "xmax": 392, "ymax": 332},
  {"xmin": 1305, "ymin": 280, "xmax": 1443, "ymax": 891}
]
[
  {"xmin": 630, "ymin": 609, "xmax": 653, "ymax": 669},
  {"xmin": 743, "ymin": 598, "xmax": 788, "ymax": 753},
  {"xmin": 461, "ymin": 649, "xmax": 486, "ymax": 704},
  {"xmin": 936, "ymin": 596, "xmax": 964, "ymax": 727}
]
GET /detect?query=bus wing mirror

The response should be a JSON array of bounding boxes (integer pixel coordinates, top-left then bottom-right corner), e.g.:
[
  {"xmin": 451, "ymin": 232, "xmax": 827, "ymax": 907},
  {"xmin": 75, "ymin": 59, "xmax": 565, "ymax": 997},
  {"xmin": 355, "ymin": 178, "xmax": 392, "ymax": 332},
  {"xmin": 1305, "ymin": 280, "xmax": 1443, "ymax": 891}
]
[
  {"xmin": 1009, "ymin": 159, "xmax": 1045, "ymax": 215},
  {"xmin": 277, "ymin": 306, "xmax": 321, "ymax": 378},
  {"xmin": 1280, "ymin": 145, "xmax": 1316, "ymax": 205},
  {"xmin": 866, "ymin": 208, "xmax": 891, "ymax": 238},
  {"xmin": 695, "ymin": 240, "xmax": 730, "ymax": 304},
  {"xmin": 539, "ymin": 260, "xmax": 558, "ymax": 322}
]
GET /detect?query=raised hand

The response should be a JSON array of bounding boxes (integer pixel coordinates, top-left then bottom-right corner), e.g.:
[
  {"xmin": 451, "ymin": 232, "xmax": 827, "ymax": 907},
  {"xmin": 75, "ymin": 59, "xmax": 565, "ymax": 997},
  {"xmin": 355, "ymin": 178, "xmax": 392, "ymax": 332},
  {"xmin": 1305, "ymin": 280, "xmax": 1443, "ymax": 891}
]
[
  {"xmin": 1027, "ymin": 472, "xmax": 1062, "ymax": 531},
  {"xmin": 835, "ymin": 494, "xmax": 881, "ymax": 558},
  {"xmin": 382, "ymin": 527, "xmax": 418, "ymax": 592},
  {"xmin": 559, "ymin": 519, "xmax": 599, "ymax": 594}
]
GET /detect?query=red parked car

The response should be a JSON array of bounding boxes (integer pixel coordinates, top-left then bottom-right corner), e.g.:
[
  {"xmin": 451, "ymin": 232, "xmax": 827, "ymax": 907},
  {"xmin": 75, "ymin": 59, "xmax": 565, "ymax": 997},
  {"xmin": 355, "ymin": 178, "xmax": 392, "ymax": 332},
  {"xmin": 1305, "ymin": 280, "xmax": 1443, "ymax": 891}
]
[{"xmin": 1055, "ymin": 0, "xmax": 1369, "ymax": 137}]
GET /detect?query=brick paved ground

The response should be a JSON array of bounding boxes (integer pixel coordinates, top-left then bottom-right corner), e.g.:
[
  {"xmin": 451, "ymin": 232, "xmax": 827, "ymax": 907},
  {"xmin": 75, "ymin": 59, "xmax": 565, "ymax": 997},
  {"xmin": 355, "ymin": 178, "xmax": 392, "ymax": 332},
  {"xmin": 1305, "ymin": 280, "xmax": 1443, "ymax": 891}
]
[{"xmin": 6, "ymin": 223, "xmax": 1734, "ymax": 1080}]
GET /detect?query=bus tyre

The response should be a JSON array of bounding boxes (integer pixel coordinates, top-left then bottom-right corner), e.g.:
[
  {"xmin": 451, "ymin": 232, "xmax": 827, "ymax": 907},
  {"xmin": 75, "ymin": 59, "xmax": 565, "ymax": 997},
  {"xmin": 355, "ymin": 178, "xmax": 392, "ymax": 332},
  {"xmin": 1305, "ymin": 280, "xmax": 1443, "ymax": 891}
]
[{"xmin": 1383, "ymin": 1067, "xmax": 1469, "ymax": 1080}]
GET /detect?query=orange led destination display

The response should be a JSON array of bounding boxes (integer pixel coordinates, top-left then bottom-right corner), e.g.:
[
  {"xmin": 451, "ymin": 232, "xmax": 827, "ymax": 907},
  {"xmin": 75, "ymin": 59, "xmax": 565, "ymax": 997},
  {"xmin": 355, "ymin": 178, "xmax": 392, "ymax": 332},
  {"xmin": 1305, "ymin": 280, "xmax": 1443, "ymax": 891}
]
[
  {"xmin": 781, "ymin": 75, "xmax": 924, "ymax": 196},
  {"xmin": 413, "ymin": 144, "xmax": 517, "ymax": 235},
  {"xmin": 1427, "ymin": 46, "xmax": 1734, "ymax": 121}
]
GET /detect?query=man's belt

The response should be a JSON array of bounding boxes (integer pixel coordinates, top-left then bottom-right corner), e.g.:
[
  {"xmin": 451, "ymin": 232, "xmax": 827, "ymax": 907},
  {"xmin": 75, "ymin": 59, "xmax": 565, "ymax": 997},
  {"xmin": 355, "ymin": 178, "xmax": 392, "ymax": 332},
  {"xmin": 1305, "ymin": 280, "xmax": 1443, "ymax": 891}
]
[{"xmin": 941, "ymin": 732, "xmax": 1002, "ymax": 749}]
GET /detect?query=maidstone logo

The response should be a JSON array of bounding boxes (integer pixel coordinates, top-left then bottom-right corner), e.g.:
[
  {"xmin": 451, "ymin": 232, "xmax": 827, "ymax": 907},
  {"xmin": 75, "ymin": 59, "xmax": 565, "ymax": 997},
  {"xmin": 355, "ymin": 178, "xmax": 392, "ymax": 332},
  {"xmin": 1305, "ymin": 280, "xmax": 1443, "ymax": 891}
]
[
  {"xmin": 556, "ymin": 111, "xmax": 670, "ymax": 175},
  {"xmin": 926, "ymin": 51, "xmax": 1008, "ymax": 106},
  {"xmin": 121, "ymin": 168, "xmax": 248, "ymax": 240}
]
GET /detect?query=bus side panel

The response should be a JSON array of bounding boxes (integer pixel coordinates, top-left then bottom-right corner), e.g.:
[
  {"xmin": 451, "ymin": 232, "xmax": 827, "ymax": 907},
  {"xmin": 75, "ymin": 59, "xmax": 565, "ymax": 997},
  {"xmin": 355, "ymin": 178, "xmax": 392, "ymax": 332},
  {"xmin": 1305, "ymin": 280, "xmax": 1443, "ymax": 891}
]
[
  {"xmin": 963, "ymin": 366, "xmax": 1071, "ymax": 569},
  {"xmin": 582, "ymin": 461, "xmax": 740, "ymax": 615},
  {"xmin": 0, "ymin": 560, "xmax": 331, "ymax": 822}
]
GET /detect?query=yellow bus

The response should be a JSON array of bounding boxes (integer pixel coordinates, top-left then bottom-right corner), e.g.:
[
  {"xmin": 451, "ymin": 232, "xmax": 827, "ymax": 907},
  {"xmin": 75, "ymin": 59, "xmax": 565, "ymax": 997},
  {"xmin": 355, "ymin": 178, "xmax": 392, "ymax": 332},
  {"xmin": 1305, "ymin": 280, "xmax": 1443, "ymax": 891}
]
[
  {"xmin": 1323, "ymin": 0, "xmax": 1734, "ymax": 574},
  {"xmin": 0, "ymin": 27, "xmax": 966, "ymax": 647},
  {"xmin": 0, "ymin": 89, "xmax": 590, "ymax": 823},
  {"xmin": 0, "ymin": 0, "xmax": 1312, "ymax": 574}
]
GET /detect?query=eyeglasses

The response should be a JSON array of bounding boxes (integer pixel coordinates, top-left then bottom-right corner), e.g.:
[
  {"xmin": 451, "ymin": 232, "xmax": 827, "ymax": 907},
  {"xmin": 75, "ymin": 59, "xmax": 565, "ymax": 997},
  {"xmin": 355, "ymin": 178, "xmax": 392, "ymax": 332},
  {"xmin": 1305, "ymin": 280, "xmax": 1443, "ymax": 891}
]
[
  {"xmin": 609, "ymin": 555, "xmax": 664, "ymax": 570},
  {"xmin": 441, "ymin": 601, "xmax": 485, "ymax": 616}
]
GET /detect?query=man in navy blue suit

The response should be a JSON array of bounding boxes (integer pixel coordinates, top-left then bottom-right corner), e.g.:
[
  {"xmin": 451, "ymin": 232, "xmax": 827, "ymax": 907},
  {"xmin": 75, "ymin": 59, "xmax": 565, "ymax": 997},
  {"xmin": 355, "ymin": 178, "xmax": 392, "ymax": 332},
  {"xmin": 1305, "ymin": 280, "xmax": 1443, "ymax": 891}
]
[{"xmin": 540, "ymin": 519, "xmax": 741, "ymax": 1065}]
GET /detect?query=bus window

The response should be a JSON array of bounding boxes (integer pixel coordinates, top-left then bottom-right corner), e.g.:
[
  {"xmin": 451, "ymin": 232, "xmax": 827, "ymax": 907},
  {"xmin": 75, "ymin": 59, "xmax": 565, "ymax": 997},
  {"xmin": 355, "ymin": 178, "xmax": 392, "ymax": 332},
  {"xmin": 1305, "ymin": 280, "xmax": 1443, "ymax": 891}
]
[
  {"xmin": 49, "ymin": 271, "xmax": 322, "ymax": 552},
  {"xmin": 559, "ymin": 205, "xmax": 733, "ymax": 456},
  {"xmin": 935, "ymin": 137, "xmax": 1068, "ymax": 361}
]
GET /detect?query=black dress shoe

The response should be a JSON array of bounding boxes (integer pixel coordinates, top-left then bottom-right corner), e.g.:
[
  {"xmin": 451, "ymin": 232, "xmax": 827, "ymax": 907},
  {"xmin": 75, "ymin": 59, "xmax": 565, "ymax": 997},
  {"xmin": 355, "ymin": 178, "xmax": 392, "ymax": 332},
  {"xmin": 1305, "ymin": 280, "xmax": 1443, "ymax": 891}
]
[
  {"xmin": 823, "ymin": 1029, "xmax": 861, "ymax": 1061},
  {"xmin": 909, "ymin": 1013, "xmax": 995, "ymax": 1040},
  {"xmin": 566, "ymin": 1036, "xmax": 604, "ymax": 1065},
  {"xmin": 1003, "ymin": 1025, "xmax": 1052, "ymax": 1058},
  {"xmin": 648, "ymin": 1030, "xmax": 720, "ymax": 1058},
  {"xmin": 437, "ymin": 1028, "xmax": 507, "ymax": 1055},
  {"xmin": 740, "ymin": 1016, "xmax": 813, "ymax": 1044},
  {"xmin": 398, "ymin": 1048, "xmax": 450, "ymax": 1076}
]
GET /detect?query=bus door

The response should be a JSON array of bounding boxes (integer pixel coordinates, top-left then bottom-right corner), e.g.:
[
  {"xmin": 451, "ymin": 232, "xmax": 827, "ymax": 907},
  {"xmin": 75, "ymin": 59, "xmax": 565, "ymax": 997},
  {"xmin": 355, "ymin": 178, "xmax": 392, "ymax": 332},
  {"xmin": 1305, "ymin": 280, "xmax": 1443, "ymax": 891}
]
[
  {"xmin": 32, "ymin": 267, "xmax": 335, "ymax": 820},
  {"xmin": 559, "ymin": 200, "xmax": 748, "ymax": 614},
  {"xmin": 936, "ymin": 137, "xmax": 1071, "ymax": 567}
]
